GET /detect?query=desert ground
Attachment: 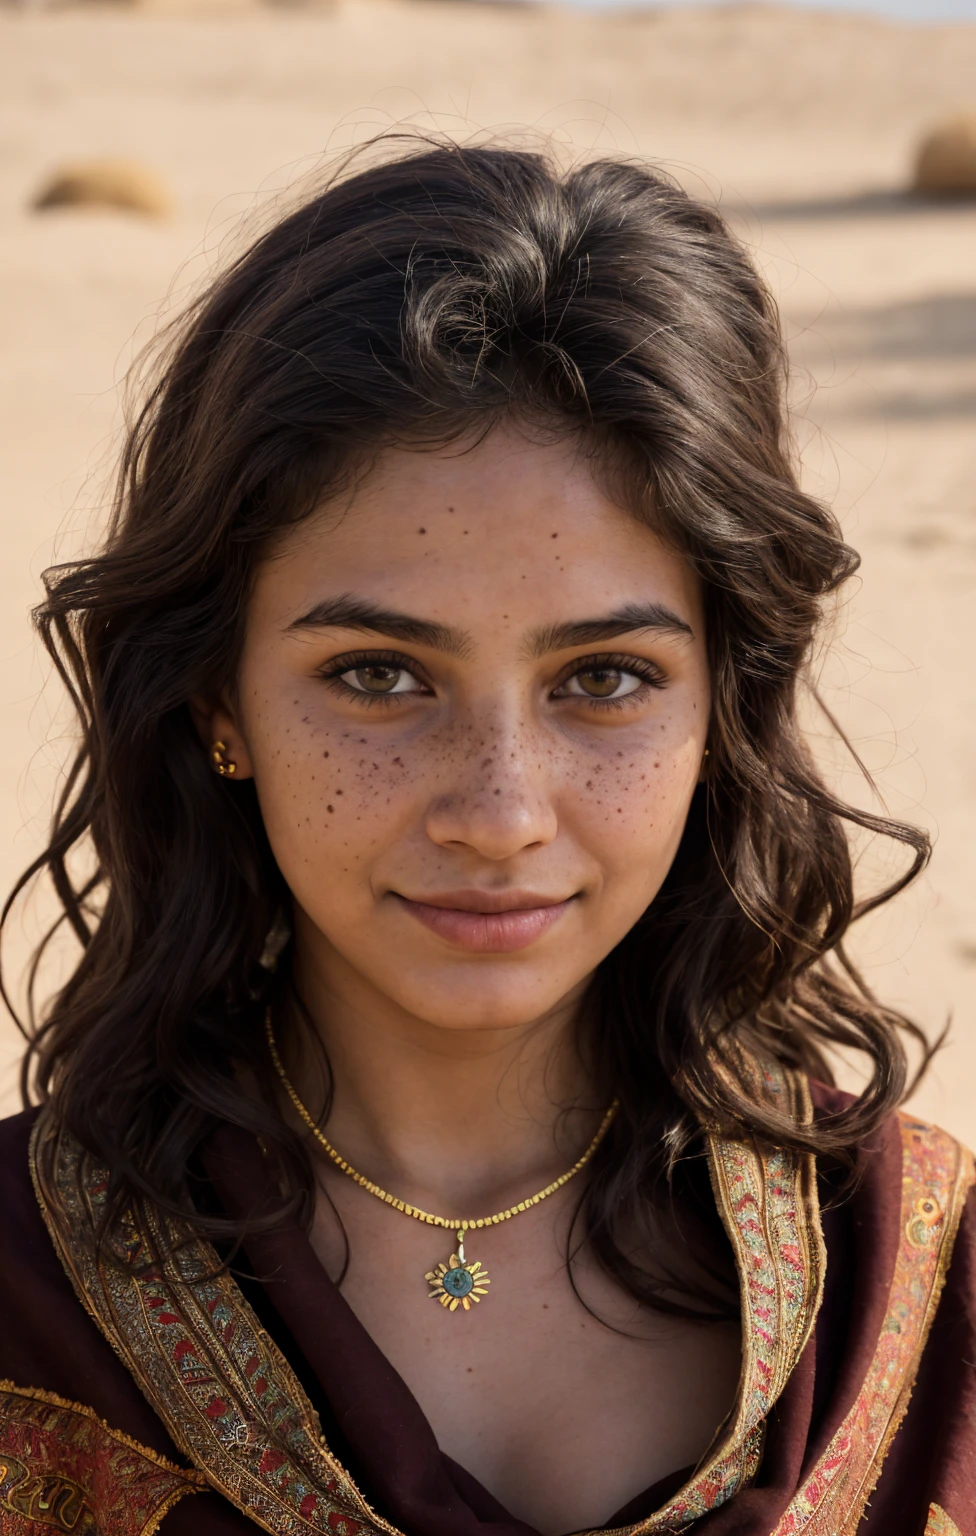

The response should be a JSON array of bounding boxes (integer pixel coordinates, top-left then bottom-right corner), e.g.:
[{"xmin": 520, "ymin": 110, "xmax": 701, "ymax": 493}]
[{"xmin": 1, "ymin": 0, "xmax": 975, "ymax": 1138}]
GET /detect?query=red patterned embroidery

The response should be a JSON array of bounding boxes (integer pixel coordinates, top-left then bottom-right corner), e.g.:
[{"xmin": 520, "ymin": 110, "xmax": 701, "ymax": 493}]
[
  {"xmin": 0, "ymin": 1380, "xmax": 202, "ymax": 1535},
  {"xmin": 590, "ymin": 1063, "xmax": 825, "ymax": 1535},
  {"xmin": 32, "ymin": 1072, "xmax": 826, "ymax": 1536},
  {"xmin": 771, "ymin": 1116, "xmax": 975, "ymax": 1536}
]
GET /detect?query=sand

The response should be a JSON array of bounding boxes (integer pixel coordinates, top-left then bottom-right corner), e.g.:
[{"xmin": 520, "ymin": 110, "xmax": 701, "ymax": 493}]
[{"xmin": 1, "ymin": 1, "xmax": 975, "ymax": 1139}]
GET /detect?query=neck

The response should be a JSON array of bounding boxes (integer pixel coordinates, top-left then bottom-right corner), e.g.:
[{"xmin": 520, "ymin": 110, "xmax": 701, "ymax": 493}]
[{"xmin": 281, "ymin": 934, "xmax": 602, "ymax": 1217}]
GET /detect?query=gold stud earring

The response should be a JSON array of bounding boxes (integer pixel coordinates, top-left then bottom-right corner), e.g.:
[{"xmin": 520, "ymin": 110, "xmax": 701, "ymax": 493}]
[{"xmin": 211, "ymin": 740, "xmax": 237, "ymax": 777}]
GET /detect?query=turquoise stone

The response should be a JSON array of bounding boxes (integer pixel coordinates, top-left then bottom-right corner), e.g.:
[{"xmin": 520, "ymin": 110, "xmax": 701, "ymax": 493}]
[{"xmin": 443, "ymin": 1265, "xmax": 474, "ymax": 1298}]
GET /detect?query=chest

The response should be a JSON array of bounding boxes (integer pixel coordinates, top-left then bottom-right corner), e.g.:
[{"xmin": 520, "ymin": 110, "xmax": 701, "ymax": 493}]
[{"xmin": 309, "ymin": 1183, "xmax": 741, "ymax": 1536}]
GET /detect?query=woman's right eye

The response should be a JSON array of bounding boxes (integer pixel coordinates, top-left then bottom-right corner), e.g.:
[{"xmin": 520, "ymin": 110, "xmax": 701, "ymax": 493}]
[{"xmin": 337, "ymin": 665, "xmax": 425, "ymax": 696}]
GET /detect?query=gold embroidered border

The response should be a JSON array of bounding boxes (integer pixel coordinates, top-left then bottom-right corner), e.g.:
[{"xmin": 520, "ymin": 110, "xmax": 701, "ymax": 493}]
[
  {"xmin": 0, "ymin": 1378, "xmax": 204, "ymax": 1536},
  {"xmin": 710, "ymin": 1070, "xmax": 825, "ymax": 1400},
  {"xmin": 925, "ymin": 1504, "xmax": 963, "ymax": 1536},
  {"xmin": 770, "ymin": 1115, "xmax": 975, "ymax": 1536},
  {"xmin": 32, "ymin": 1116, "xmax": 400, "ymax": 1536},
  {"xmin": 592, "ymin": 1064, "xmax": 826, "ymax": 1536},
  {"xmin": 32, "ymin": 1070, "xmax": 825, "ymax": 1536}
]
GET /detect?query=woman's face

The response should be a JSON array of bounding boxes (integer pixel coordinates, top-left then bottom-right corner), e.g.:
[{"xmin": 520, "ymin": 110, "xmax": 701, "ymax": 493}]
[{"xmin": 216, "ymin": 426, "xmax": 710, "ymax": 1034}]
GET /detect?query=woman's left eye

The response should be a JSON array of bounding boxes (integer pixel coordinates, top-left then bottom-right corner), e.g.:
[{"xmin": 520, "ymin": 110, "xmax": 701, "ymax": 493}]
[
  {"xmin": 558, "ymin": 667, "xmax": 646, "ymax": 701},
  {"xmin": 337, "ymin": 665, "xmax": 425, "ymax": 695}
]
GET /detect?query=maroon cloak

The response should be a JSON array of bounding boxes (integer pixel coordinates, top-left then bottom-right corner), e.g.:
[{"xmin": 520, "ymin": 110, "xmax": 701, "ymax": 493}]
[{"xmin": 1, "ymin": 1073, "xmax": 973, "ymax": 1536}]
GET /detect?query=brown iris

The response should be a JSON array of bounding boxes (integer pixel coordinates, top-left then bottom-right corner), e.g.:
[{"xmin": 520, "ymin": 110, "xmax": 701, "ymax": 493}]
[
  {"xmin": 575, "ymin": 668, "xmax": 624, "ymax": 698},
  {"xmin": 351, "ymin": 665, "xmax": 402, "ymax": 693}
]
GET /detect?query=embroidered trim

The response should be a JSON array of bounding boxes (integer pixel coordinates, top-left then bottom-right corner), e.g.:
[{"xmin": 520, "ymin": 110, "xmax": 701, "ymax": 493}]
[
  {"xmin": 32, "ymin": 1118, "xmax": 398, "ymax": 1536},
  {"xmin": 770, "ymin": 1115, "xmax": 975, "ymax": 1536},
  {"xmin": 925, "ymin": 1504, "xmax": 963, "ymax": 1536},
  {"xmin": 31, "ymin": 1069, "xmax": 825, "ymax": 1536},
  {"xmin": 595, "ymin": 1063, "xmax": 825, "ymax": 1536},
  {"xmin": 0, "ymin": 1378, "xmax": 204, "ymax": 1536}
]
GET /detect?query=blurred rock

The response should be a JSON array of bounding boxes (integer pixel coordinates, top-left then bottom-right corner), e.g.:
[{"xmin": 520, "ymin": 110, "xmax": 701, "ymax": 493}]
[
  {"xmin": 30, "ymin": 159, "xmax": 172, "ymax": 218},
  {"xmin": 913, "ymin": 115, "xmax": 976, "ymax": 198}
]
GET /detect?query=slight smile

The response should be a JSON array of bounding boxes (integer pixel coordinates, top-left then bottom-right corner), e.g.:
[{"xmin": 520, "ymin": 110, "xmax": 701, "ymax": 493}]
[{"xmin": 392, "ymin": 891, "xmax": 577, "ymax": 953}]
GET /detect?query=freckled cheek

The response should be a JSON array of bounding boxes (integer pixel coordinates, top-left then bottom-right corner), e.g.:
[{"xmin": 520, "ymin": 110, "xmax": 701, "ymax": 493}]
[
  {"xmin": 251, "ymin": 720, "xmax": 428, "ymax": 863},
  {"xmin": 567, "ymin": 738, "xmax": 695, "ymax": 851}
]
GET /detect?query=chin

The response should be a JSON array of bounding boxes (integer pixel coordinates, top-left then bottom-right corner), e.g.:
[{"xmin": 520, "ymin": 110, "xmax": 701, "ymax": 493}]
[{"xmin": 393, "ymin": 973, "xmax": 582, "ymax": 1034}]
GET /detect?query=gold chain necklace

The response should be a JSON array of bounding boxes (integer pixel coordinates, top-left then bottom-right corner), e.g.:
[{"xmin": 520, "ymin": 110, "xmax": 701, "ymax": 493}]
[{"xmin": 265, "ymin": 1012, "xmax": 618, "ymax": 1315}]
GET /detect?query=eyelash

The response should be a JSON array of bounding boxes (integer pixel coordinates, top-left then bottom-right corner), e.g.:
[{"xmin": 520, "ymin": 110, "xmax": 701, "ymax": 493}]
[
  {"xmin": 317, "ymin": 650, "xmax": 433, "ymax": 708},
  {"xmin": 317, "ymin": 649, "xmax": 668, "ymax": 709},
  {"xmin": 554, "ymin": 652, "xmax": 668, "ymax": 711}
]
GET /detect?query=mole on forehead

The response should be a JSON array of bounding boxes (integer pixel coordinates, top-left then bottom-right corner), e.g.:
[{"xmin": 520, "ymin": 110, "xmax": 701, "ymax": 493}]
[{"xmin": 286, "ymin": 595, "xmax": 695, "ymax": 655}]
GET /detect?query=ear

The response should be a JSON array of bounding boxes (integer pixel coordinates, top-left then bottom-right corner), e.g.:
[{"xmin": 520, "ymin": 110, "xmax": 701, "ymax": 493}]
[{"xmin": 188, "ymin": 692, "xmax": 255, "ymax": 782}]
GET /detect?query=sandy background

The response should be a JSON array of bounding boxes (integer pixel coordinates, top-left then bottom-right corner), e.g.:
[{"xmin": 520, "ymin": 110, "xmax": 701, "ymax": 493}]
[{"xmin": 1, "ymin": 0, "xmax": 975, "ymax": 1139}]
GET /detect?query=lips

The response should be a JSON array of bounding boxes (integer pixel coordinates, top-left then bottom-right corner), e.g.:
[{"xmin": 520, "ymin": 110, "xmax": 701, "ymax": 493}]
[{"xmin": 392, "ymin": 891, "xmax": 574, "ymax": 953}]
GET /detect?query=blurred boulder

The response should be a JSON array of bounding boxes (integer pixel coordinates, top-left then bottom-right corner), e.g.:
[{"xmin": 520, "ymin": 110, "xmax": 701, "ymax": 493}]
[
  {"xmin": 913, "ymin": 115, "xmax": 976, "ymax": 198},
  {"xmin": 30, "ymin": 159, "xmax": 172, "ymax": 218}
]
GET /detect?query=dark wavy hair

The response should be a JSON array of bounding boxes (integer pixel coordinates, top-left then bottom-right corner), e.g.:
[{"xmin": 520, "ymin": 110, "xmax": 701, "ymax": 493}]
[{"xmin": 6, "ymin": 137, "xmax": 931, "ymax": 1313}]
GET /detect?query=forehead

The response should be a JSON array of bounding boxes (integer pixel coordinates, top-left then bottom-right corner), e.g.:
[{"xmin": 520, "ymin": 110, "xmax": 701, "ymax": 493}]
[{"xmin": 253, "ymin": 427, "xmax": 702, "ymax": 634}]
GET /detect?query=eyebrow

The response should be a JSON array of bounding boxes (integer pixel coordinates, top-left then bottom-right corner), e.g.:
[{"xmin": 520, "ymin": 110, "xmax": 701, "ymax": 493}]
[
  {"xmin": 286, "ymin": 595, "xmax": 471, "ymax": 657},
  {"xmin": 527, "ymin": 602, "xmax": 694, "ymax": 656},
  {"xmin": 287, "ymin": 594, "xmax": 694, "ymax": 657}
]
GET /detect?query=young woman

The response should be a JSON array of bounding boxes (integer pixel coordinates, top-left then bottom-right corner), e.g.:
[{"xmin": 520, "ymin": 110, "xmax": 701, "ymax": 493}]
[{"xmin": 0, "ymin": 140, "xmax": 972, "ymax": 1536}]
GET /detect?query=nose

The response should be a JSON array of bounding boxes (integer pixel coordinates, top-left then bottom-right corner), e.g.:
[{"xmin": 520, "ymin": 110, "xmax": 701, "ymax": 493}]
[{"xmin": 424, "ymin": 717, "xmax": 559, "ymax": 861}]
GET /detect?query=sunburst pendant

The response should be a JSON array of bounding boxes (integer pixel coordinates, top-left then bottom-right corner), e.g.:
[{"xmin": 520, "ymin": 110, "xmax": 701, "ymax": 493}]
[{"xmin": 425, "ymin": 1230, "xmax": 491, "ymax": 1313}]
